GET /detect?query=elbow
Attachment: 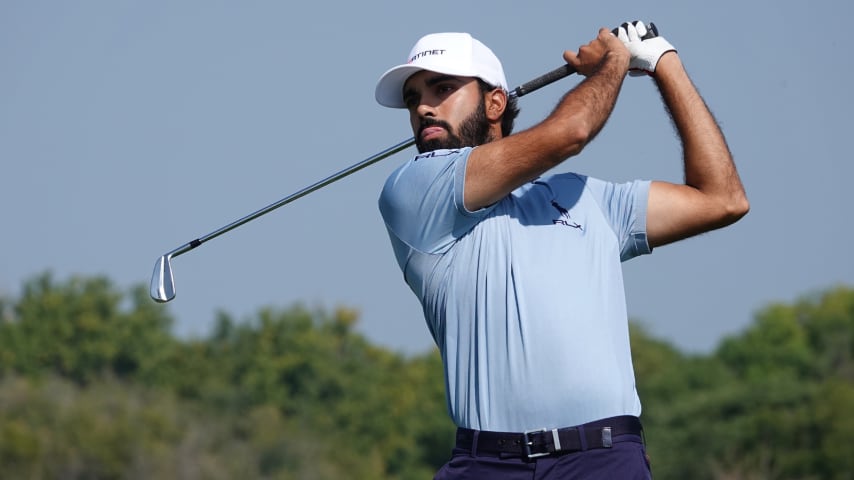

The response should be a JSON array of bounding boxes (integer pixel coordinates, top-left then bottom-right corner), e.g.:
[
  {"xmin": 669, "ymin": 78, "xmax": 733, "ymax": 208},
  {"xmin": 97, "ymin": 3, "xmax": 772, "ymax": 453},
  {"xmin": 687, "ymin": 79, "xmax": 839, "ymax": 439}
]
[
  {"xmin": 720, "ymin": 192, "xmax": 750, "ymax": 226},
  {"xmin": 561, "ymin": 122, "xmax": 593, "ymax": 158},
  {"xmin": 536, "ymin": 110, "xmax": 597, "ymax": 160}
]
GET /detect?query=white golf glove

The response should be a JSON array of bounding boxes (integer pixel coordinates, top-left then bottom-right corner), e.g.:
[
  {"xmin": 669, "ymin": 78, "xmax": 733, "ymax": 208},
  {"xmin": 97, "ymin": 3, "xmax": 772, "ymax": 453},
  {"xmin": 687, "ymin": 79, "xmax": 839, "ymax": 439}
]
[{"xmin": 616, "ymin": 21, "xmax": 676, "ymax": 76}]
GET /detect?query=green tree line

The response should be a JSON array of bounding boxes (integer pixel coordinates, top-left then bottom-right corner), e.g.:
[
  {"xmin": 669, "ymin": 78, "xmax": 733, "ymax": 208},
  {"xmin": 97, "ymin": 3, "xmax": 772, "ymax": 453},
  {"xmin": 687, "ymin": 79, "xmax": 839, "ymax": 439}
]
[{"xmin": 1, "ymin": 273, "xmax": 852, "ymax": 479}]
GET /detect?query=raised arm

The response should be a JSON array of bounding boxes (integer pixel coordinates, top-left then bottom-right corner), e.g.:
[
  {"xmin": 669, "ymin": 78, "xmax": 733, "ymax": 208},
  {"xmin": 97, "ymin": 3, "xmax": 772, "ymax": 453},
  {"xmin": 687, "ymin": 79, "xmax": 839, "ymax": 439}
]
[
  {"xmin": 463, "ymin": 28, "xmax": 630, "ymax": 211},
  {"xmin": 614, "ymin": 21, "xmax": 749, "ymax": 248},
  {"xmin": 645, "ymin": 52, "xmax": 750, "ymax": 247}
]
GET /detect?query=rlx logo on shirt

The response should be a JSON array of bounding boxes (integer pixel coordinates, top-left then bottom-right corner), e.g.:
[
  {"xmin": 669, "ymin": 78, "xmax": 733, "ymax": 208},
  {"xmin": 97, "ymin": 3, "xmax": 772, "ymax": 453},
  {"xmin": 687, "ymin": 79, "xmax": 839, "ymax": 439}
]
[
  {"xmin": 551, "ymin": 200, "xmax": 583, "ymax": 230},
  {"xmin": 414, "ymin": 149, "xmax": 461, "ymax": 161}
]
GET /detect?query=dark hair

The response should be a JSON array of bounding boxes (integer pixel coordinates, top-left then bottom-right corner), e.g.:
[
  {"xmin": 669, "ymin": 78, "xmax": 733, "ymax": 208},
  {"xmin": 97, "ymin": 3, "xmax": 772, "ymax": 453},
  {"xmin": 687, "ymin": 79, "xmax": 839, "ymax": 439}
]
[{"xmin": 478, "ymin": 79, "xmax": 520, "ymax": 137}]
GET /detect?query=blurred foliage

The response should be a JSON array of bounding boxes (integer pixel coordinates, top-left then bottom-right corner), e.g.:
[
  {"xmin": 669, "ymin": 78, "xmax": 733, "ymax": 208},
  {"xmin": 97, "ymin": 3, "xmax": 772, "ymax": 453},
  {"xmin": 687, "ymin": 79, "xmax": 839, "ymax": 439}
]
[
  {"xmin": 1, "ymin": 273, "xmax": 852, "ymax": 479},
  {"xmin": 632, "ymin": 285, "xmax": 854, "ymax": 480}
]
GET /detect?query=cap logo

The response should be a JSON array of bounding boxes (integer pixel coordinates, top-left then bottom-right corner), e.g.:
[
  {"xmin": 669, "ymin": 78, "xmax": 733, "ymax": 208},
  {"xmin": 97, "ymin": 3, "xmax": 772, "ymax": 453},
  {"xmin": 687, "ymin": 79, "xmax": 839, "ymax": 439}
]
[
  {"xmin": 376, "ymin": 32, "xmax": 507, "ymax": 108},
  {"xmin": 408, "ymin": 49, "xmax": 446, "ymax": 64}
]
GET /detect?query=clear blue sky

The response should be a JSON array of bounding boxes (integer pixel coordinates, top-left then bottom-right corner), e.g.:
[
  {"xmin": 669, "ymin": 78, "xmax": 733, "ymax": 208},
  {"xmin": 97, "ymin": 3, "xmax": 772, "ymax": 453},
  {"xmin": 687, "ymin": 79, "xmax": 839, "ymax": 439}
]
[{"xmin": 2, "ymin": 1, "xmax": 851, "ymax": 355}]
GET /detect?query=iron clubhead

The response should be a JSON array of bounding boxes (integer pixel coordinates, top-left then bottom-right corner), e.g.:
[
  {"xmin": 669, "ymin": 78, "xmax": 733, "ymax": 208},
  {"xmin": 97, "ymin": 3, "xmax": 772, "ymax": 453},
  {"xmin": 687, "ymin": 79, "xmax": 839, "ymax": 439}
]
[{"xmin": 150, "ymin": 255, "xmax": 175, "ymax": 303}]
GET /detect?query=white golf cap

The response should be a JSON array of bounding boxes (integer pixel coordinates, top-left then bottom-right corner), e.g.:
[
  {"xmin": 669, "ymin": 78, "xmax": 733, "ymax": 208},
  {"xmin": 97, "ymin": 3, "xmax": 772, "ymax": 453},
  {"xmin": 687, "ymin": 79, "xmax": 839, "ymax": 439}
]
[{"xmin": 375, "ymin": 32, "xmax": 508, "ymax": 108}]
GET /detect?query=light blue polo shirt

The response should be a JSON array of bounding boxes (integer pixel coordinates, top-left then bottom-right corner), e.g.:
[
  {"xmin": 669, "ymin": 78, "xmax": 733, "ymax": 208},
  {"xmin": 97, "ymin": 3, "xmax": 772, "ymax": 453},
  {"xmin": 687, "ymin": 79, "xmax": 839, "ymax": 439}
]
[{"xmin": 378, "ymin": 147, "xmax": 651, "ymax": 432}]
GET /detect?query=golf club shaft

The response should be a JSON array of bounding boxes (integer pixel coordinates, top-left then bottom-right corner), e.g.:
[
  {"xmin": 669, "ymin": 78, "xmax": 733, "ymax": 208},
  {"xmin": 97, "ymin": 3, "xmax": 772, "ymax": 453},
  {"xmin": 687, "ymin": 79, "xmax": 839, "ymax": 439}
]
[
  {"xmin": 162, "ymin": 63, "xmax": 578, "ymax": 261},
  {"xmin": 162, "ymin": 136, "xmax": 417, "ymax": 262},
  {"xmin": 151, "ymin": 21, "xmax": 663, "ymax": 303},
  {"xmin": 150, "ymin": 63, "xmax": 585, "ymax": 302}
]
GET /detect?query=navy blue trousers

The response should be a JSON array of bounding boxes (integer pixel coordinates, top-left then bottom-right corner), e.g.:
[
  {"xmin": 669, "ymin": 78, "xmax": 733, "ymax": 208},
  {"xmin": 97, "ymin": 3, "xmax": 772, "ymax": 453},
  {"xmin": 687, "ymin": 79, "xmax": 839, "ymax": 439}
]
[{"xmin": 433, "ymin": 433, "xmax": 651, "ymax": 479}]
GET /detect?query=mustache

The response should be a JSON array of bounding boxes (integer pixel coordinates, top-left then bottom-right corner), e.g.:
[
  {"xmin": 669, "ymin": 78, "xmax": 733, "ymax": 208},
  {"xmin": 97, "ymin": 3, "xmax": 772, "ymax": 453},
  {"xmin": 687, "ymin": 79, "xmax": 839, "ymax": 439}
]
[{"xmin": 418, "ymin": 118, "xmax": 453, "ymax": 137}]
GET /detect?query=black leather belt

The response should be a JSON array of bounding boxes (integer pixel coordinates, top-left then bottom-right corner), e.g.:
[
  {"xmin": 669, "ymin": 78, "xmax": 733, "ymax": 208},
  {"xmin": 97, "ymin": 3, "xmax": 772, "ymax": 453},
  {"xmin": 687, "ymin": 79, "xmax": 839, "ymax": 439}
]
[{"xmin": 455, "ymin": 415, "xmax": 643, "ymax": 460}]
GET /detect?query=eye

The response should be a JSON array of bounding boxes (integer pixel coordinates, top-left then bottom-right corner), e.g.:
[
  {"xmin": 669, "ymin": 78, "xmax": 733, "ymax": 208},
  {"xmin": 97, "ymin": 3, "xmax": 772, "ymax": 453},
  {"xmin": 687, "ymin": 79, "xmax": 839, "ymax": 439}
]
[
  {"xmin": 436, "ymin": 84, "xmax": 455, "ymax": 95},
  {"xmin": 402, "ymin": 91, "xmax": 418, "ymax": 110},
  {"xmin": 403, "ymin": 95, "xmax": 418, "ymax": 110}
]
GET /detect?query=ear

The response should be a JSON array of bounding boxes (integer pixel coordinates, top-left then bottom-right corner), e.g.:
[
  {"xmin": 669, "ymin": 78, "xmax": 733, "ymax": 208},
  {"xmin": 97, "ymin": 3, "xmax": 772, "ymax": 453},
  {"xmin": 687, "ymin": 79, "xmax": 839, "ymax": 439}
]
[{"xmin": 484, "ymin": 88, "xmax": 507, "ymax": 122}]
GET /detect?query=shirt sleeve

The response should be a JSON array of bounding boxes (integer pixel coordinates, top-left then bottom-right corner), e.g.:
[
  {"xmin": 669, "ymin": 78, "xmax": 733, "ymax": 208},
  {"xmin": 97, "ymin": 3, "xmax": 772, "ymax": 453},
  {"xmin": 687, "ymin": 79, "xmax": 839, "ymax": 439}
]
[
  {"xmin": 583, "ymin": 176, "xmax": 652, "ymax": 261},
  {"xmin": 378, "ymin": 147, "xmax": 492, "ymax": 256}
]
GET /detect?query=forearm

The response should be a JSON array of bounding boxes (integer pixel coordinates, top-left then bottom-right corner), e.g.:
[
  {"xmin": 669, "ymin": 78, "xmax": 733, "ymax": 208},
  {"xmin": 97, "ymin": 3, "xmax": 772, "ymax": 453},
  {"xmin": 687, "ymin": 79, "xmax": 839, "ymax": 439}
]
[
  {"xmin": 465, "ymin": 49, "xmax": 628, "ymax": 209},
  {"xmin": 499, "ymin": 30, "xmax": 631, "ymax": 169},
  {"xmin": 654, "ymin": 53, "xmax": 748, "ymax": 214},
  {"xmin": 545, "ymin": 51, "xmax": 630, "ymax": 159},
  {"xmin": 506, "ymin": 48, "xmax": 629, "ymax": 169}
]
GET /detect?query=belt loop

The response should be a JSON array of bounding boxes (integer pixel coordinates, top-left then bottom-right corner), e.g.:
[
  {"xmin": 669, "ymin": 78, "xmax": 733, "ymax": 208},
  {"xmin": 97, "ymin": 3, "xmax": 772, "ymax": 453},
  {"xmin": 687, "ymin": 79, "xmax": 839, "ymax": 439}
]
[
  {"xmin": 577, "ymin": 426, "xmax": 588, "ymax": 451},
  {"xmin": 602, "ymin": 427, "xmax": 613, "ymax": 448},
  {"xmin": 470, "ymin": 430, "xmax": 479, "ymax": 457}
]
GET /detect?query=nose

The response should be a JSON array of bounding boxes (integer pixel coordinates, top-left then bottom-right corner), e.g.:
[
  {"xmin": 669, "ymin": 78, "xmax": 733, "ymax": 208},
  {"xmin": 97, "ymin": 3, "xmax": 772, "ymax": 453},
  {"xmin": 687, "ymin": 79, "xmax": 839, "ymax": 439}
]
[
  {"xmin": 410, "ymin": 98, "xmax": 437, "ymax": 133},
  {"xmin": 415, "ymin": 100, "xmax": 437, "ymax": 118}
]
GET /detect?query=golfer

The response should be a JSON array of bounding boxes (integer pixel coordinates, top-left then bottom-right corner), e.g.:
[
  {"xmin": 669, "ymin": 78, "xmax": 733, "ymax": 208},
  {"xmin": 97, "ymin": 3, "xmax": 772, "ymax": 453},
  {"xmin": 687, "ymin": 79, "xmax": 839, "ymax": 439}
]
[{"xmin": 376, "ymin": 22, "xmax": 748, "ymax": 479}]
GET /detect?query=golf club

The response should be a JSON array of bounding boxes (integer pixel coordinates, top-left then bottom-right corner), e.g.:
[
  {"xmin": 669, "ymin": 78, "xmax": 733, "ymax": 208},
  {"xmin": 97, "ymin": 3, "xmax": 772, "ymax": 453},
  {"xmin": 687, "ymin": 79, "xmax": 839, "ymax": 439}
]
[{"xmin": 150, "ymin": 23, "xmax": 658, "ymax": 303}]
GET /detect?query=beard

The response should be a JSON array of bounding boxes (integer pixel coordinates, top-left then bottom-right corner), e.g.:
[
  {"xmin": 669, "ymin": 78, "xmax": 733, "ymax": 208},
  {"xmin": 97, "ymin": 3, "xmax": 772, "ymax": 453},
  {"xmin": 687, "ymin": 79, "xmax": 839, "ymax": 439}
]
[{"xmin": 415, "ymin": 98, "xmax": 494, "ymax": 154}]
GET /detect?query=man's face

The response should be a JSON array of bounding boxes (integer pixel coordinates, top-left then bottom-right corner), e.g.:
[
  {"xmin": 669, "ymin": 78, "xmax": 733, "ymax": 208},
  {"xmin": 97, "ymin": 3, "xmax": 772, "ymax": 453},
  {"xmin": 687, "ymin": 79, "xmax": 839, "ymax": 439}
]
[{"xmin": 402, "ymin": 71, "xmax": 493, "ymax": 153}]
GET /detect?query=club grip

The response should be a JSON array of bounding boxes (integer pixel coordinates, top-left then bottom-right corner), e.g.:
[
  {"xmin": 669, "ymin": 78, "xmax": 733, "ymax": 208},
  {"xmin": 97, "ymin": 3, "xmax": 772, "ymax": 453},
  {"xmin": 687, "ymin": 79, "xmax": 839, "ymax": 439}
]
[
  {"xmin": 646, "ymin": 22, "xmax": 659, "ymax": 38},
  {"xmin": 612, "ymin": 21, "xmax": 658, "ymax": 39},
  {"xmin": 511, "ymin": 64, "xmax": 577, "ymax": 99},
  {"xmin": 511, "ymin": 21, "xmax": 659, "ymax": 99}
]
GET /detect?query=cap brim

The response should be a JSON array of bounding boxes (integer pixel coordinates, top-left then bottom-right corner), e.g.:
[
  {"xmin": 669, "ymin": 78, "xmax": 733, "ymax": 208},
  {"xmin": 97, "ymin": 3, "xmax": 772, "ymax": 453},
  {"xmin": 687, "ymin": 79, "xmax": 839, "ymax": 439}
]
[{"xmin": 375, "ymin": 64, "xmax": 425, "ymax": 108}]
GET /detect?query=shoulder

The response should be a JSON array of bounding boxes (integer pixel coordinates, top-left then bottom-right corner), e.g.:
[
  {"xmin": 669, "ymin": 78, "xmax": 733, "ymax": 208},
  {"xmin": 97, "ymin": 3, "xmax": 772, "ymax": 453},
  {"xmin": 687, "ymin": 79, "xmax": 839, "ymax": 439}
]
[
  {"xmin": 379, "ymin": 147, "xmax": 476, "ymax": 219},
  {"xmin": 411, "ymin": 148, "xmax": 469, "ymax": 162},
  {"xmin": 380, "ymin": 148, "xmax": 471, "ymax": 202},
  {"xmin": 382, "ymin": 148, "xmax": 470, "ymax": 188}
]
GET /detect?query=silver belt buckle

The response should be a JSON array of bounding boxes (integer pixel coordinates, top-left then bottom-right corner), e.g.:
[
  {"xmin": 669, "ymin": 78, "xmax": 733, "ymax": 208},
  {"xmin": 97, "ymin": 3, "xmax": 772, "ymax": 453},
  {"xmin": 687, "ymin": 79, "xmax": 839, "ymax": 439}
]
[{"xmin": 523, "ymin": 428, "xmax": 559, "ymax": 459}]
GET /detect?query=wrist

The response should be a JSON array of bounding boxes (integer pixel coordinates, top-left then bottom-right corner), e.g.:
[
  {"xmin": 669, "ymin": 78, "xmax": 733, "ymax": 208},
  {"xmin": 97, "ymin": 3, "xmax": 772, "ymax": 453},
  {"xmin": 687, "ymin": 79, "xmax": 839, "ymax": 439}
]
[
  {"xmin": 651, "ymin": 51, "xmax": 681, "ymax": 78},
  {"xmin": 604, "ymin": 49, "xmax": 631, "ymax": 72}
]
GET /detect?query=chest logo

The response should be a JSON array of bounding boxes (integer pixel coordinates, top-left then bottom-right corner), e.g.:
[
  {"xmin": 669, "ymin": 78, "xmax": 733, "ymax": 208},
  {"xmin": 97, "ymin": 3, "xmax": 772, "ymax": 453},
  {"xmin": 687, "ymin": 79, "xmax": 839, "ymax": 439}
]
[{"xmin": 551, "ymin": 200, "xmax": 583, "ymax": 230}]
